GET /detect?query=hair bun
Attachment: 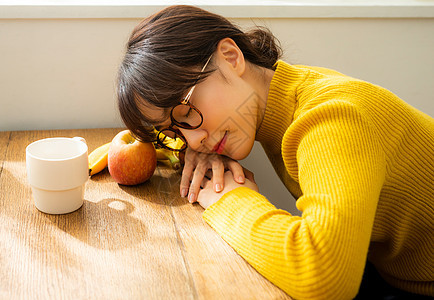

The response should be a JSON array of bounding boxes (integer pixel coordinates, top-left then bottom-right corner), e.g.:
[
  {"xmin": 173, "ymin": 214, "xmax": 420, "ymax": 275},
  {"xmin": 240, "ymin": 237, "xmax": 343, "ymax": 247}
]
[{"xmin": 245, "ymin": 26, "xmax": 282, "ymax": 69}]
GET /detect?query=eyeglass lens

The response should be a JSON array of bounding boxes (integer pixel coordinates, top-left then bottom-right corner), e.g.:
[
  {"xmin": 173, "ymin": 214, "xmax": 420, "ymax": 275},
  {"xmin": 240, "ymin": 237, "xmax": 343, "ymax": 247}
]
[{"xmin": 171, "ymin": 104, "xmax": 202, "ymax": 128}]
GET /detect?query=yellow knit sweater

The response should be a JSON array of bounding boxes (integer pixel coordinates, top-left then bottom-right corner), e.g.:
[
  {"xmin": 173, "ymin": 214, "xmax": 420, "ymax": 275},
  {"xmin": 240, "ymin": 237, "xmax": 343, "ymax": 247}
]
[{"xmin": 202, "ymin": 61, "xmax": 434, "ymax": 299}]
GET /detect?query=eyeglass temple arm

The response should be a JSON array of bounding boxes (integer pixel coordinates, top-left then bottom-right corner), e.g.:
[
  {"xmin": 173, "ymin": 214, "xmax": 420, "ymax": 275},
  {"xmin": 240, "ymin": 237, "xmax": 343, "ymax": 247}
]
[
  {"xmin": 181, "ymin": 86, "xmax": 196, "ymax": 105},
  {"xmin": 181, "ymin": 54, "xmax": 213, "ymax": 105}
]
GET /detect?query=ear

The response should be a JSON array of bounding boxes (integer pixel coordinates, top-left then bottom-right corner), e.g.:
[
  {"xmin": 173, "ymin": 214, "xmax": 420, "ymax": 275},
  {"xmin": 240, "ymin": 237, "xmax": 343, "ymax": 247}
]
[{"xmin": 216, "ymin": 38, "xmax": 245, "ymax": 76}]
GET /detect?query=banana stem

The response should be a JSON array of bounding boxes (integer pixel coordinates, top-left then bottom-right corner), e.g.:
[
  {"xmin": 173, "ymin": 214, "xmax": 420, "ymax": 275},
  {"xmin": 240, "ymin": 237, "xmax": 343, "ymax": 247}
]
[
  {"xmin": 155, "ymin": 148, "xmax": 181, "ymax": 170},
  {"xmin": 167, "ymin": 152, "xmax": 181, "ymax": 170}
]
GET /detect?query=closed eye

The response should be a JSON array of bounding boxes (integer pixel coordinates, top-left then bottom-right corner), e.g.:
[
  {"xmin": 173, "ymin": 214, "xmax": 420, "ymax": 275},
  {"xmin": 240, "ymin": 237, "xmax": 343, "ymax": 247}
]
[{"xmin": 185, "ymin": 107, "xmax": 193, "ymax": 117}]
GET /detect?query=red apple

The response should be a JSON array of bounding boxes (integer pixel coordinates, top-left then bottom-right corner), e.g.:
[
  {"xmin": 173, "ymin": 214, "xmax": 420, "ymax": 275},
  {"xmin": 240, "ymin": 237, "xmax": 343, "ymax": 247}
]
[{"xmin": 108, "ymin": 130, "xmax": 157, "ymax": 185}]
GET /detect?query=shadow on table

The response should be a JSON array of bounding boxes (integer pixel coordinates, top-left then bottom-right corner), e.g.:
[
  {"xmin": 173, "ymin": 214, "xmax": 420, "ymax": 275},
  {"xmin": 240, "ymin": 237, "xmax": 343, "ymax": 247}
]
[
  {"xmin": 118, "ymin": 165, "xmax": 186, "ymax": 207},
  {"xmin": 89, "ymin": 164, "xmax": 185, "ymax": 207},
  {"xmin": 42, "ymin": 164, "xmax": 185, "ymax": 250},
  {"xmin": 44, "ymin": 197, "xmax": 146, "ymax": 251}
]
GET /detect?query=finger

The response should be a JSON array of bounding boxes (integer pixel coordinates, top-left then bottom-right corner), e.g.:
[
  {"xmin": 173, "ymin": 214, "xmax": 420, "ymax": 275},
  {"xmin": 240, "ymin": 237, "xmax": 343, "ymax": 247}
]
[
  {"xmin": 243, "ymin": 167, "xmax": 256, "ymax": 184},
  {"xmin": 226, "ymin": 160, "xmax": 245, "ymax": 183},
  {"xmin": 188, "ymin": 165, "xmax": 208, "ymax": 203},
  {"xmin": 180, "ymin": 163, "xmax": 194, "ymax": 198},
  {"xmin": 200, "ymin": 174, "xmax": 211, "ymax": 189},
  {"xmin": 211, "ymin": 160, "xmax": 225, "ymax": 192},
  {"xmin": 183, "ymin": 147, "xmax": 197, "ymax": 166}
]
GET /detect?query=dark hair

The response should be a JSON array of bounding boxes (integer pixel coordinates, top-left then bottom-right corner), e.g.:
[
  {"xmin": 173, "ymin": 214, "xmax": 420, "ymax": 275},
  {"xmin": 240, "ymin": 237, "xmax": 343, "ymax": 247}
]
[{"xmin": 117, "ymin": 5, "xmax": 282, "ymax": 142}]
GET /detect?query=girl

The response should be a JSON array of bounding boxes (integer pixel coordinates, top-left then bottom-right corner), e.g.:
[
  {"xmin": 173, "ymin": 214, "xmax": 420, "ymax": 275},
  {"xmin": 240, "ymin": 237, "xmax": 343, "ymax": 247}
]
[{"xmin": 117, "ymin": 5, "xmax": 433, "ymax": 299}]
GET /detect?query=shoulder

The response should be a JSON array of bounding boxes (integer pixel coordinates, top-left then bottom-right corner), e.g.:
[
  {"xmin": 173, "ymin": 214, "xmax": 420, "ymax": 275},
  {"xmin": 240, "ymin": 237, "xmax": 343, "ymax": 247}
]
[{"xmin": 294, "ymin": 64, "xmax": 347, "ymax": 78}]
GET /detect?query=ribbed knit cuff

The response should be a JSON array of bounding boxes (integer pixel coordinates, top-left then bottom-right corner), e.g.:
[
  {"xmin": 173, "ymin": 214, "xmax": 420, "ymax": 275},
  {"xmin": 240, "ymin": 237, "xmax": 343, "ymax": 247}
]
[{"xmin": 202, "ymin": 187, "xmax": 277, "ymax": 241}]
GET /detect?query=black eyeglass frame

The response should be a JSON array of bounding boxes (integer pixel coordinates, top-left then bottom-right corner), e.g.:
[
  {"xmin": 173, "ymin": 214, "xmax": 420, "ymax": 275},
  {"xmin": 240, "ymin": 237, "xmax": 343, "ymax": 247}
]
[
  {"xmin": 155, "ymin": 55, "xmax": 213, "ymax": 152},
  {"xmin": 156, "ymin": 102, "xmax": 203, "ymax": 152}
]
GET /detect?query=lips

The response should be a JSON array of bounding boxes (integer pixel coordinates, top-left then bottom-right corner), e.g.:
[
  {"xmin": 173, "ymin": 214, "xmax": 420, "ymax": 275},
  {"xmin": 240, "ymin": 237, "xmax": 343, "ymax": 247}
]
[{"xmin": 212, "ymin": 131, "xmax": 228, "ymax": 154}]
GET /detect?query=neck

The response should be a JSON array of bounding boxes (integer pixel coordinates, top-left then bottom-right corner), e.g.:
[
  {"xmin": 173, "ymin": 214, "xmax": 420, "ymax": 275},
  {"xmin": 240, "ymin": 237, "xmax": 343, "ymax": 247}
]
[{"xmin": 246, "ymin": 64, "xmax": 275, "ymax": 134}]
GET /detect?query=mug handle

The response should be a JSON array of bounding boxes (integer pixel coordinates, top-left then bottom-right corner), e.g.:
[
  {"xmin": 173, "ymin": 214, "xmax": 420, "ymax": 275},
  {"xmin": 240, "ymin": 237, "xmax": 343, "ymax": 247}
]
[{"xmin": 72, "ymin": 136, "xmax": 87, "ymax": 145}]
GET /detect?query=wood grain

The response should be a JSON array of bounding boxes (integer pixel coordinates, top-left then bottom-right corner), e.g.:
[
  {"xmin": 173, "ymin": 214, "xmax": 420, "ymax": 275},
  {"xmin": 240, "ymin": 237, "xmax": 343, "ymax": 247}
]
[
  {"xmin": 0, "ymin": 128, "xmax": 291, "ymax": 299},
  {"xmin": 0, "ymin": 131, "xmax": 11, "ymax": 177}
]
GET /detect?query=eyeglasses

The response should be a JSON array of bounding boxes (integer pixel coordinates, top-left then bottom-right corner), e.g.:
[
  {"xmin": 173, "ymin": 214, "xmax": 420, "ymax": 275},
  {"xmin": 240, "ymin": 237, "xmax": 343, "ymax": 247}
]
[{"xmin": 156, "ymin": 55, "xmax": 213, "ymax": 152}]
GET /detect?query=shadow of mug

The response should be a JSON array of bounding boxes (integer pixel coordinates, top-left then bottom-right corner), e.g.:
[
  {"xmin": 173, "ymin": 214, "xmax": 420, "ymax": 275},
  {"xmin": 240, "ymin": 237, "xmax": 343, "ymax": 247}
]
[{"xmin": 44, "ymin": 198, "xmax": 145, "ymax": 251}]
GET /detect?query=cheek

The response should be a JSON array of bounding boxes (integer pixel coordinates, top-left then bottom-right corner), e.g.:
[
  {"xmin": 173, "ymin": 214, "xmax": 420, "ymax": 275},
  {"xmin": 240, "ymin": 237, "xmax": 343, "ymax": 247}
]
[
  {"xmin": 195, "ymin": 76, "xmax": 256, "ymax": 148},
  {"xmin": 194, "ymin": 80, "xmax": 229, "ymax": 126}
]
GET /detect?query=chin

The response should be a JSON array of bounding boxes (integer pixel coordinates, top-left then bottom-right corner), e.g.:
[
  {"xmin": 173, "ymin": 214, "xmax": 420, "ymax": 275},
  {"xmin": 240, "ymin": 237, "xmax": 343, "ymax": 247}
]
[{"xmin": 226, "ymin": 141, "xmax": 254, "ymax": 160}]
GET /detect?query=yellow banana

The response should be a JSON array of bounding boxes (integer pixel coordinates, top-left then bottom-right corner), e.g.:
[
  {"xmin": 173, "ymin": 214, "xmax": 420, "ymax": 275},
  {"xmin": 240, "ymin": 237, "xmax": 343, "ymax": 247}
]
[
  {"xmin": 155, "ymin": 148, "xmax": 181, "ymax": 170},
  {"xmin": 165, "ymin": 138, "xmax": 184, "ymax": 151},
  {"xmin": 154, "ymin": 132, "xmax": 184, "ymax": 170},
  {"xmin": 88, "ymin": 142, "xmax": 111, "ymax": 176}
]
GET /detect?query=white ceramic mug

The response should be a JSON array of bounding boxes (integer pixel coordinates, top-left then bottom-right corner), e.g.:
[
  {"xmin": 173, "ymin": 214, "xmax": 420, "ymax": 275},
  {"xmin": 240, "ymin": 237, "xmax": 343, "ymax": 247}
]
[{"xmin": 26, "ymin": 137, "xmax": 89, "ymax": 214}]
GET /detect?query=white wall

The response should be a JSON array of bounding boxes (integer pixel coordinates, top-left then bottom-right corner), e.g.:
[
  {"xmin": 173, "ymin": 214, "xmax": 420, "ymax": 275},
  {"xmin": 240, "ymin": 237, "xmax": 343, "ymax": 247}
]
[{"xmin": 1, "ymin": 2, "xmax": 433, "ymax": 214}]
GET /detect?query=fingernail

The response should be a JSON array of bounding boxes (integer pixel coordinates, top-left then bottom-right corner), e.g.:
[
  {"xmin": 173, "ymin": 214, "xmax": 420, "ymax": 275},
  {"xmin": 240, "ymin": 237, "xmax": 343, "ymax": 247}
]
[
  {"xmin": 181, "ymin": 188, "xmax": 188, "ymax": 198},
  {"xmin": 188, "ymin": 193, "xmax": 195, "ymax": 203},
  {"xmin": 215, "ymin": 184, "xmax": 222, "ymax": 192},
  {"xmin": 238, "ymin": 176, "xmax": 245, "ymax": 183}
]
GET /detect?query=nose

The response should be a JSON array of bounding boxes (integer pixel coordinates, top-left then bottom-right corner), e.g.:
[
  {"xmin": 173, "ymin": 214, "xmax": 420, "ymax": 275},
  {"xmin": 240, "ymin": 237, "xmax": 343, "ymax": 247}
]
[{"xmin": 179, "ymin": 128, "xmax": 208, "ymax": 151}]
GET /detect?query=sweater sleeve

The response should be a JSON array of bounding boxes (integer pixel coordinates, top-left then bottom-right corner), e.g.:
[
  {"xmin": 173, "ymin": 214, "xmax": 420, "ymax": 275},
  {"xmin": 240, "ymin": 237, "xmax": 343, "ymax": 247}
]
[{"xmin": 202, "ymin": 100, "xmax": 387, "ymax": 300}]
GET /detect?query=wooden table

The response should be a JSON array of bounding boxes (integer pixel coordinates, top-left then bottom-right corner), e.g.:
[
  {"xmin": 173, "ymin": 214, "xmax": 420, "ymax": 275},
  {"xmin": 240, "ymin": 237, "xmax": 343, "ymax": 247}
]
[{"xmin": 0, "ymin": 128, "xmax": 290, "ymax": 299}]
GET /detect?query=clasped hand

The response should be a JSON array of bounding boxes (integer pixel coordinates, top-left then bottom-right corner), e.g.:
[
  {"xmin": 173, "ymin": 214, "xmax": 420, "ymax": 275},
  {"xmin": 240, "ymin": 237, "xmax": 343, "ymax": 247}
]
[{"xmin": 180, "ymin": 147, "xmax": 258, "ymax": 209}]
